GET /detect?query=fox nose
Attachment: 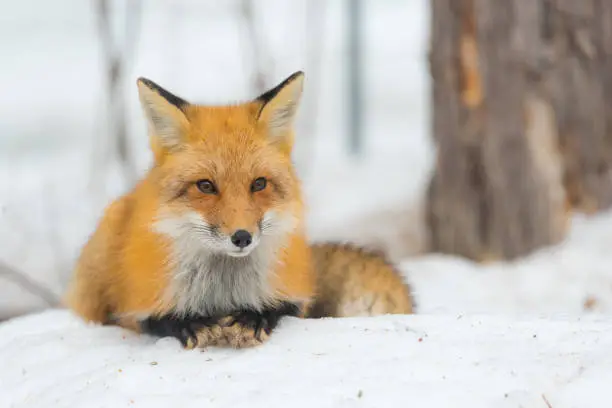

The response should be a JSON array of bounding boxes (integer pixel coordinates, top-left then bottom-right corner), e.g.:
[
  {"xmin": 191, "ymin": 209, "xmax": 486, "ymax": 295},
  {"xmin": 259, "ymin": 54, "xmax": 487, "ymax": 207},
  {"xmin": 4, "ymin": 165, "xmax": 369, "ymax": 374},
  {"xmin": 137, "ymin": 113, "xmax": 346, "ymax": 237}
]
[{"xmin": 231, "ymin": 230, "xmax": 253, "ymax": 249}]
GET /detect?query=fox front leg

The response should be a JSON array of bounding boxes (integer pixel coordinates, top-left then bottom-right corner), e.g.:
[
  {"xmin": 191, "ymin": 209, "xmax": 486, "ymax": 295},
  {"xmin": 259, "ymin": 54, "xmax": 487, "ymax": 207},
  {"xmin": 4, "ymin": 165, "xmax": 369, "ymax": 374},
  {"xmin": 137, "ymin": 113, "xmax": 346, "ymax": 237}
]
[
  {"xmin": 140, "ymin": 314, "xmax": 267, "ymax": 349},
  {"xmin": 140, "ymin": 314, "xmax": 221, "ymax": 349},
  {"xmin": 140, "ymin": 313, "xmax": 258, "ymax": 349},
  {"xmin": 141, "ymin": 302, "xmax": 301, "ymax": 349}
]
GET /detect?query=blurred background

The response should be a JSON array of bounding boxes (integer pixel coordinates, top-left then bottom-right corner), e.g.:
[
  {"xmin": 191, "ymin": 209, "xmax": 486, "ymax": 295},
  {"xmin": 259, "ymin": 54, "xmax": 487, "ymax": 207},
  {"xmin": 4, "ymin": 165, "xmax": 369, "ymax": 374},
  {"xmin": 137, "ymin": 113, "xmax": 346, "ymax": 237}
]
[
  {"xmin": 0, "ymin": 0, "xmax": 431, "ymax": 319},
  {"xmin": 3, "ymin": 0, "xmax": 612, "ymax": 321}
]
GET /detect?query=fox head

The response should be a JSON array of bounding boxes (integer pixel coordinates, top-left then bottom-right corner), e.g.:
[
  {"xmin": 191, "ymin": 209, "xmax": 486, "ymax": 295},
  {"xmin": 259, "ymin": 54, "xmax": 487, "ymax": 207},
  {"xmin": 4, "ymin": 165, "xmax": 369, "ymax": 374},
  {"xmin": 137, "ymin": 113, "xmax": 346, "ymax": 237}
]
[{"xmin": 137, "ymin": 72, "xmax": 305, "ymax": 259}]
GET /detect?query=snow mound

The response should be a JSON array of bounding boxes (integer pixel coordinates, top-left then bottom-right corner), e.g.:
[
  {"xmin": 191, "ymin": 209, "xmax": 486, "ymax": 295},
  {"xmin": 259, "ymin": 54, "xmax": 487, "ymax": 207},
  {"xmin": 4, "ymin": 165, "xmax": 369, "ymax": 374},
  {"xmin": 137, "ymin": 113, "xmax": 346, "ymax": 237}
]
[{"xmin": 1, "ymin": 310, "xmax": 611, "ymax": 408}]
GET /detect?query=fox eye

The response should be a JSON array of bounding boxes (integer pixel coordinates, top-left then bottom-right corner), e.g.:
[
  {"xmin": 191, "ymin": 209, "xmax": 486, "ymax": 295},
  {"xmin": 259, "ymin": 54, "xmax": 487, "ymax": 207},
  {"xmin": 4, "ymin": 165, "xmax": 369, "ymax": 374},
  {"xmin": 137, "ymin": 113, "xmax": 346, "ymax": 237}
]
[
  {"xmin": 196, "ymin": 179, "xmax": 217, "ymax": 194},
  {"xmin": 251, "ymin": 177, "xmax": 267, "ymax": 193}
]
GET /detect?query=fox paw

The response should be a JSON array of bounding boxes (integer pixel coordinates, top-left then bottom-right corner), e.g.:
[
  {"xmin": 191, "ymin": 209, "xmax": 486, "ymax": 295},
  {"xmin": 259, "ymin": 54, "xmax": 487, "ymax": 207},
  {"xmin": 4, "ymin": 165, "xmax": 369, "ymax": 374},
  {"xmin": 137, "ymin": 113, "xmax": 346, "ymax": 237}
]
[
  {"xmin": 194, "ymin": 316, "xmax": 270, "ymax": 349},
  {"xmin": 228, "ymin": 310, "xmax": 277, "ymax": 338},
  {"xmin": 141, "ymin": 314, "xmax": 219, "ymax": 349},
  {"xmin": 143, "ymin": 303, "xmax": 301, "ymax": 349},
  {"xmin": 196, "ymin": 303, "xmax": 302, "ymax": 349}
]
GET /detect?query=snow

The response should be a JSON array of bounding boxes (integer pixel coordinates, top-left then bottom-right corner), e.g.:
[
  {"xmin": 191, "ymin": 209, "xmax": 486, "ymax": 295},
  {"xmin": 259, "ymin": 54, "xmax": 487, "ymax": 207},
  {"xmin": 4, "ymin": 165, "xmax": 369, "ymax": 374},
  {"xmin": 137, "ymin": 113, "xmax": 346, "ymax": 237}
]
[
  {"xmin": 407, "ymin": 210, "xmax": 612, "ymax": 316},
  {"xmin": 2, "ymin": 309, "xmax": 612, "ymax": 408}
]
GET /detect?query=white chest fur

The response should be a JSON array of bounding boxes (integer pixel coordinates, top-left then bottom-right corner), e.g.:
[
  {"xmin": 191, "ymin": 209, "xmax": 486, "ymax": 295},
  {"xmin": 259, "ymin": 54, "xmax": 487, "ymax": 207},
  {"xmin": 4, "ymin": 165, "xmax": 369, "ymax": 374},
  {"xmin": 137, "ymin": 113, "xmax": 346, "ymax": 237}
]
[{"xmin": 168, "ymin": 247, "xmax": 278, "ymax": 317}]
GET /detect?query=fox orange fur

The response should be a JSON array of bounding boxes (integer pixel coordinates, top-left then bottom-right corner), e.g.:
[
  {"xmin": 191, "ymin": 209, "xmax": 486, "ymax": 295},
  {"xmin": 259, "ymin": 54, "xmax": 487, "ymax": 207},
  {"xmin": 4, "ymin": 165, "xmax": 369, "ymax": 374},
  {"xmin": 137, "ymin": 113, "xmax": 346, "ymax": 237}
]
[{"xmin": 64, "ymin": 71, "xmax": 413, "ymax": 349}]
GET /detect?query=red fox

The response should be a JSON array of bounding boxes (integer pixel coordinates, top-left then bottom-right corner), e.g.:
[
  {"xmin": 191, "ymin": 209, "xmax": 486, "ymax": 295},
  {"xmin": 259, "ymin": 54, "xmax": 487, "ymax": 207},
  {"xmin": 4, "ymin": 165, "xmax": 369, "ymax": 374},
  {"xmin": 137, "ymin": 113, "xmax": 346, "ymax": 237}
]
[{"xmin": 64, "ymin": 71, "xmax": 413, "ymax": 349}]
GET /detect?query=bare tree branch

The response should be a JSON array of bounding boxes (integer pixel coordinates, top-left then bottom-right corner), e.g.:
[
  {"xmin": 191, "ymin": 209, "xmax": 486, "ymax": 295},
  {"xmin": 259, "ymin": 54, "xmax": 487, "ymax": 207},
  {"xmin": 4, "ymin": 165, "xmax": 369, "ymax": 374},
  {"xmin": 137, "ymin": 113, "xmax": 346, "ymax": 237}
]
[
  {"xmin": 295, "ymin": 1, "xmax": 327, "ymax": 175},
  {"xmin": 93, "ymin": 0, "xmax": 143, "ymax": 189},
  {"xmin": 239, "ymin": 0, "xmax": 271, "ymax": 94},
  {"xmin": 124, "ymin": 0, "xmax": 143, "ymax": 59},
  {"xmin": 0, "ymin": 261, "xmax": 61, "ymax": 307},
  {"xmin": 43, "ymin": 185, "xmax": 68, "ymax": 285}
]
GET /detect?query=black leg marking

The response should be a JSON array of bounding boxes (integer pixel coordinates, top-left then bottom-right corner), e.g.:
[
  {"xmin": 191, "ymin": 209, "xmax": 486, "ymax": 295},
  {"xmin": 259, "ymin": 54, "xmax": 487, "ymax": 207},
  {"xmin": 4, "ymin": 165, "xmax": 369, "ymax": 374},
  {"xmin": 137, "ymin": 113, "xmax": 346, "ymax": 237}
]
[
  {"xmin": 225, "ymin": 302, "xmax": 301, "ymax": 340},
  {"xmin": 141, "ymin": 314, "xmax": 219, "ymax": 347}
]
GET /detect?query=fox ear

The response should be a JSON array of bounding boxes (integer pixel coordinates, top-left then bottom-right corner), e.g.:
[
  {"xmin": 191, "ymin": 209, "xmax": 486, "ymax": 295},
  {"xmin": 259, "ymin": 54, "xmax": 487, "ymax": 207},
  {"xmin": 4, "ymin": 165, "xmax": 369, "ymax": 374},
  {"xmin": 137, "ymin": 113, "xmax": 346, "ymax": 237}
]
[
  {"xmin": 136, "ymin": 77, "xmax": 190, "ymax": 151},
  {"xmin": 255, "ymin": 71, "xmax": 304, "ymax": 147}
]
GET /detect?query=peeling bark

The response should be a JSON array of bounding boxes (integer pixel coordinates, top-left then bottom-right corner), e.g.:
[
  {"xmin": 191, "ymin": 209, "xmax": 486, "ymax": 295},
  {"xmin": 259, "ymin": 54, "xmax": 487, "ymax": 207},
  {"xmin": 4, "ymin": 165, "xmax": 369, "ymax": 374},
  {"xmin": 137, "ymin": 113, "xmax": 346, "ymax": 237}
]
[{"xmin": 427, "ymin": 0, "xmax": 576, "ymax": 261}]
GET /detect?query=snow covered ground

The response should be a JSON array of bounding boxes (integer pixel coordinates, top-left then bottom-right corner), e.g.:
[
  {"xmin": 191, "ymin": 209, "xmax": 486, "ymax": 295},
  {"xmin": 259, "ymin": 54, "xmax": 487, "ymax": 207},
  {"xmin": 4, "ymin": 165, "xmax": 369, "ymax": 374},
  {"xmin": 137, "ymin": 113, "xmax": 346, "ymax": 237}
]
[
  {"xmin": 407, "ymin": 209, "xmax": 612, "ymax": 316},
  {"xmin": 2, "ymin": 310, "xmax": 612, "ymax": 408}
]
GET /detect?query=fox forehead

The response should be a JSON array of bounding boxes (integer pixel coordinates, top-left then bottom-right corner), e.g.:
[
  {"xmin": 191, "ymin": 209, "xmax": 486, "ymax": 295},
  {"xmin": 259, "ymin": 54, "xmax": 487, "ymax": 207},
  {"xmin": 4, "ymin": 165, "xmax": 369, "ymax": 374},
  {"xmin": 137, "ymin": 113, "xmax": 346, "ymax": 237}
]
[
  {"xmin": 180, "ymin": 103, "xmax": 289, "ymax": 168},
  {"xmin": 183, "ymin": 103, "xmax": 263, "ymax": 143},
  {"xmin": 164, "ymin": 140, "xmax": 290, "ymax": 183},
  {"xmin": 157, "ymin": 103, "xmax": 288, "ymax": 173},
  {"xmin": 158, "ymin": 135, "xmax": 294, "ymax": 202}
]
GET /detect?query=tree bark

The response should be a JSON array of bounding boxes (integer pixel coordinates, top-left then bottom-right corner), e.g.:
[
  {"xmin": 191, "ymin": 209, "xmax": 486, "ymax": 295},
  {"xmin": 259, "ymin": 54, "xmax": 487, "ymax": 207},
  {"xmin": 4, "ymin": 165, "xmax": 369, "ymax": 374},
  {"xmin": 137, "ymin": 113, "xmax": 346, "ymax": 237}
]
[
  {"xmin": 541, "ymin": 1, "xmax": 612, "ymax": 213},
  {"xmin": 427, "ymin": 0, "xmax": 577, "ymax": 261}
]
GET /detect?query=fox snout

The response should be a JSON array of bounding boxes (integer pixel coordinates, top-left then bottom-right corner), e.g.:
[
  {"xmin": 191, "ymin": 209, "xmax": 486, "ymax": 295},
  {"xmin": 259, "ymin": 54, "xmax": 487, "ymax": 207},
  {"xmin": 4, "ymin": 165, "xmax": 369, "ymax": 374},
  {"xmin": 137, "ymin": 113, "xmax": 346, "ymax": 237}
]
[{"xmin": 156, "ymin": 207, "xmax": 296, "ymax": 259}]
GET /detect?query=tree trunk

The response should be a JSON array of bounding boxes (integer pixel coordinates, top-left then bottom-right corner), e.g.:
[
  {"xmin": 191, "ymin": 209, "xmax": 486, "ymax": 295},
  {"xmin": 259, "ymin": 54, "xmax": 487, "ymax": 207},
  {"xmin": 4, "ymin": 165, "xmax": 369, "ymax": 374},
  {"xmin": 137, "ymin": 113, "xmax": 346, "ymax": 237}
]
[
  {"xmin": 542, "ymin": 1, "xmax": 612, "ymax": 213},
  {"xmin": 427, "ymin": 0, "xmax": 578, "ymax": 261}
]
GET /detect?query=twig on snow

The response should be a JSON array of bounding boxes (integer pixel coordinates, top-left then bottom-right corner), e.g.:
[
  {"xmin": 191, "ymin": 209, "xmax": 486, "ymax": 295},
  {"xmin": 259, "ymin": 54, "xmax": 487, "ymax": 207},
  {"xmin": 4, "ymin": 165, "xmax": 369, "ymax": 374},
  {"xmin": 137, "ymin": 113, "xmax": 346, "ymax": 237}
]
[{"xmin": 0, "ymin": 260, "xmax": 61, "ymax": 307}]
